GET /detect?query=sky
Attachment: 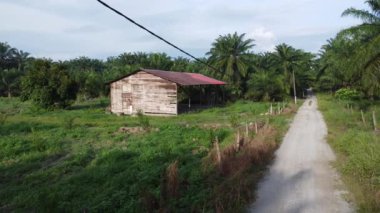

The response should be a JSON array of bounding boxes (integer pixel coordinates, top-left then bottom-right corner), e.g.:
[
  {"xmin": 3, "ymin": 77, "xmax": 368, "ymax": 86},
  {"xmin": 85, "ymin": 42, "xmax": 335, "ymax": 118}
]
[{"xmin": 0, "ymin": 0, "xmax": 365, "ymax": 60}]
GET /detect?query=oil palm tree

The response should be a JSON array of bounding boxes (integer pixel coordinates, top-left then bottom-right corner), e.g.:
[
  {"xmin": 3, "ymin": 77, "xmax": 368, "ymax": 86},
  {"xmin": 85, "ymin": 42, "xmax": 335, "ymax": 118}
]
[
  {"xmin": 273, "ymin": 44, "xmax": 300, "ymax": 103},
  {"xmin": 147, "ymin": 53, "xmax": 173, "ymax": 70},
  {"xmin": 207, "ymin": 32, "xmax": 254, "ymax": 85},
  {"xmin": 341, "ymin": 0, "xmax": 380, "ymax": 97},
  {"xmin": 342, "ymin": 0, "xmax": 380, "ymax": 33},
  {"xmin": 14, "ymin": 50, "xmax": 30, "ymax": 72},
  {"xmin": 0, "ymin": 42, "xmax": 17, "ymax": 69}
]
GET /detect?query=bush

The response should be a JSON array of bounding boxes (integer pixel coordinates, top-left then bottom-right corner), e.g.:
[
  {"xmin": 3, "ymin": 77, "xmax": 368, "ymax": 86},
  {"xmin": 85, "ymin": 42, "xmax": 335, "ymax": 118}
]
[
  {"xmin": 20, "ymin": 59, "xmax": 78, "ymax": 109},
  {"xmin": 335, "ymin": 88, "xmax": 360, "ymax": 100}
]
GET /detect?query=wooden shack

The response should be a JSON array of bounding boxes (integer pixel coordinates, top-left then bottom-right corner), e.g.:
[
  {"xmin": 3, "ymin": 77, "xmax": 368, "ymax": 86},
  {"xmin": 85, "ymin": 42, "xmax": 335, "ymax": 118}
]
[{"xmin": 108, "ymin": 68, "xmax": 225, "ymax": 115}]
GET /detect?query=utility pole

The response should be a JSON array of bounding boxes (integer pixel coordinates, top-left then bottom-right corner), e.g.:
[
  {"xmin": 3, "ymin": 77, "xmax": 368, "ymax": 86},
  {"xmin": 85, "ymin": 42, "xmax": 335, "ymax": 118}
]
[{"xmin": 292, "ymin": 69, "xmax": 297, "ymax": 104}]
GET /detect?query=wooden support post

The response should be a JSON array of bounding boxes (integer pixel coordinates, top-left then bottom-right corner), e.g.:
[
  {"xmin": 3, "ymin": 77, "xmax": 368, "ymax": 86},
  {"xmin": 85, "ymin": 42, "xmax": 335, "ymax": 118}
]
[
  {"xmin": 199, "ymin": 85, "xmax": 201, "ymax": 106},
  {"xmin": 361, "ymin": 110, "xmax": 366, "ymax": 125},
  {"xmin": 373, "ymin": 111, "xmax": 378, "ymax": 131},
  {"xmin": 255, "ymin": 122, "xmax": 258, "ymax": 134}
]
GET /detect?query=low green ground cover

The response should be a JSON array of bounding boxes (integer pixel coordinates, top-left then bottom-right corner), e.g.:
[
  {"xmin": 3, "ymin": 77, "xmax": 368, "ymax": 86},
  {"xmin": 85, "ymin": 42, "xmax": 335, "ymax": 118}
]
[
  {"xmin": 318, "ymin": 94, "xmax": 380, "ymax": 212},
  {"xmin": 0, "ymin": 97, "xmax": 295, "ymax": 212}
]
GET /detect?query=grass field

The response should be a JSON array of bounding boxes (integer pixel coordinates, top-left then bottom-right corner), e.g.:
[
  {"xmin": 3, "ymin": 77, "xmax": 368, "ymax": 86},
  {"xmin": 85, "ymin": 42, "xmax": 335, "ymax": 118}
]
[
  {"xmin": 0, "ymin": 97, "xmax": 296, "ymax": 212},
  {"xmin": 318, "ymin": 94, "xmax": 380, "ymax": 212}
]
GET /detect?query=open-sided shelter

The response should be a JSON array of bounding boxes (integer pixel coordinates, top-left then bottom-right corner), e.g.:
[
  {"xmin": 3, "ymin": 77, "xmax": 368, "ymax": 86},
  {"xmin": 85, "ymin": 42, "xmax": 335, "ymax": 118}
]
[{"xmin": 108, "ymin": 68, "xmax": 225, "ymax": 115}]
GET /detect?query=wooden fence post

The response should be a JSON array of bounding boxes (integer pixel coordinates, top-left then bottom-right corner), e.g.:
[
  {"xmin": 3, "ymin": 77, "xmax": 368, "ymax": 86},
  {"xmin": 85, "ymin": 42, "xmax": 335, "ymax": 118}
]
[
  {"xmin": 270, "ymin": 104, "xmax": 273, "ymax": 115},
  {"xmin": 236, "ymin": 130, "xmax": 240, "ymax": 151},
  {"xmin": 255, "ymin": 121, "xmax": 258, "ymax": 134},
  {"xmin": 245, "ymin": 122, "xmax": 249, "ymax": 138},
  {"xmin": 373, "ymin": 111, "xmax": 378, "ymax": 131},
  {"xmin": 215, "ymin": 136, "xmax": 222, "ymax": 170},
  {"xmin": 361, "ymin": 110, "xmax": 366, "ymax": 125}
]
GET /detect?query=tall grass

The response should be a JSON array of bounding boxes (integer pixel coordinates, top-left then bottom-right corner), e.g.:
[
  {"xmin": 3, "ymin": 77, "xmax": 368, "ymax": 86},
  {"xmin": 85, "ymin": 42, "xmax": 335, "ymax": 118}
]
[
  {"xmin": 0, "ymin": 97, "xmax": 296, "ymax": 212},
  {"xmin": 318, "ymin": 94, "xmax": 380, "ymax": 212}
]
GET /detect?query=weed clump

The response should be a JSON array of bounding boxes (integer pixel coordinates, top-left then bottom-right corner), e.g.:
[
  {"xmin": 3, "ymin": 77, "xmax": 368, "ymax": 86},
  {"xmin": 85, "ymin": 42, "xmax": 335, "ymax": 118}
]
[
  {"xmin": 0, "ymin": 112, "xmax": 7, "ymax": 125},
  {"xmin": 63, "ymin": 116, "xmax": 76, "ymax": 129},
  {"xmin": 137, "ymin": 110, "xmax": 150, "ymax": 130},
  {"xmin": 229, "ymin": 114, "xmax": 239, "ymax": 128}
]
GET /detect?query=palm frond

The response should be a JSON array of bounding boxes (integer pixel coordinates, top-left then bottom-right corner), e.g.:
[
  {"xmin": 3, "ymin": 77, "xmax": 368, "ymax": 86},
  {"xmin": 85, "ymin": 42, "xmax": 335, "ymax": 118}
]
[{"xmin": 342, "ymin": 7, "xmax": 380, "ymax": 23}]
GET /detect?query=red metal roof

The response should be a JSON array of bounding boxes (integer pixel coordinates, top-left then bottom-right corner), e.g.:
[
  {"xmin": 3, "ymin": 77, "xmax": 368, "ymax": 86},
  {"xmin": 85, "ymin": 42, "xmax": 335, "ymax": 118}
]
[
  {"xmin": 142, "ymin": 69, "xmax": 226, "ymax": 86},
  {"xmin": 108, "ymin": 68, "xmax": 226, "ymax": 86}
]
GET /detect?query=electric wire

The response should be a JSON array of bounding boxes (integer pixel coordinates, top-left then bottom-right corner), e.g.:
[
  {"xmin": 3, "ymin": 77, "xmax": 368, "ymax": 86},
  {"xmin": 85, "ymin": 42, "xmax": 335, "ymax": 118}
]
[{"xmin": 96, "ymin": 0, "xmax": 218, "ymax": 72}]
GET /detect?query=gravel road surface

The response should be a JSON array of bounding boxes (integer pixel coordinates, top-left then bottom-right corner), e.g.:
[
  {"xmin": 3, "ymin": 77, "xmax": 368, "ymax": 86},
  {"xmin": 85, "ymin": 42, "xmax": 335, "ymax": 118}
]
[{"xmin": 249, "ymin": 97, "xmax": 353, "ymax": 213}]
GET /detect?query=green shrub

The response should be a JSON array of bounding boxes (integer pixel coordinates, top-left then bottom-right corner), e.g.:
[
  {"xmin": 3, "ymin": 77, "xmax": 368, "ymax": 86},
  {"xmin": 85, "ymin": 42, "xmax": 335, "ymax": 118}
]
[
  {"xmin": 20, "ymin": 59, "xmax": 78, "ymax": 109},
  {"xmin": 335, "ymin": 88, "xmax": 360, "ymax": 100}
]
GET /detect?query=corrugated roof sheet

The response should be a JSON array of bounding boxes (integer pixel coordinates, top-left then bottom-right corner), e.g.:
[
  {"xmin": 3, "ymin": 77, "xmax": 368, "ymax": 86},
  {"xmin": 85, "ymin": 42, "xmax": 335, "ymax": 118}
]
[
  {"xmin": 108, "ymin": 68, "xmax": 226, "ymax": 86},
  {"xmin": 141, "ymin": 69, "xmax": 226, "ymax": 86}
]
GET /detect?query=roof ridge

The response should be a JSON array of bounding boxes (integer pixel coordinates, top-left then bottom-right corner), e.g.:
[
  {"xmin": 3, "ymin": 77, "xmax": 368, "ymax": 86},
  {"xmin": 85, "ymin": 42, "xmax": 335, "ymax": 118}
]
[{"xmin": 108, "ymin": 68, "xmax": 226, "ymax": 86}]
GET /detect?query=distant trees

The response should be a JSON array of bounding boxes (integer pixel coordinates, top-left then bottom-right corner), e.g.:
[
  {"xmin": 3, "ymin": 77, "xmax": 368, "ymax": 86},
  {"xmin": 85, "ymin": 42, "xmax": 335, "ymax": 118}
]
[{"xmin": 1, "ymin": 31, "xmax": 320, "ymax": 107}]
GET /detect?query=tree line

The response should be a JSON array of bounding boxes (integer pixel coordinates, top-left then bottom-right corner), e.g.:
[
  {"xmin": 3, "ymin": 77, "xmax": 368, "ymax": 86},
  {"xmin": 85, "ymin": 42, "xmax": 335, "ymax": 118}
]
[
  {"xmin": 1, "ymin": 0, "xmax": 379, "ymax": 108},
  {"xmin": 0, "ymin": 38, "xmax": 316, "ymax": 109}
]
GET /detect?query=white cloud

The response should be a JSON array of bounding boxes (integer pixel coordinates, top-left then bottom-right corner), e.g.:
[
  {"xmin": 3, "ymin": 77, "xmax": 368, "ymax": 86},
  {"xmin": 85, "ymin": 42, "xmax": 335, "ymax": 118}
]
[
  {"xmin": 249, "ymin": 27, "xmax": 277, "ymax": 52},
  {"xmin": 0, "ymin": 0, "xmax": 366, "ymax": 60}
]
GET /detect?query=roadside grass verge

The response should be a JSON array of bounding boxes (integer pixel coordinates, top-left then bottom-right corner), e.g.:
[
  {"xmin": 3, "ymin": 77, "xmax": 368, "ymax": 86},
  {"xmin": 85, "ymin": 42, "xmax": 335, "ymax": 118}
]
[
  {"xmin": 0, "ymin": 97, "xmax": 297, "ymax": 212},
  {"xmin": 318, "ymin": 94, "xmax": 380, "ymax": 212}
]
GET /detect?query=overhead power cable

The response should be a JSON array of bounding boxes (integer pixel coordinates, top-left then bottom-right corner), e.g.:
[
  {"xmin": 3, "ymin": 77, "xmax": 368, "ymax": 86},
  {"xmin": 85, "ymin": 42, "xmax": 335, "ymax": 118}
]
[{"xmin": 96, "ymin": 0, "xmax": 218, "ymax": 72}]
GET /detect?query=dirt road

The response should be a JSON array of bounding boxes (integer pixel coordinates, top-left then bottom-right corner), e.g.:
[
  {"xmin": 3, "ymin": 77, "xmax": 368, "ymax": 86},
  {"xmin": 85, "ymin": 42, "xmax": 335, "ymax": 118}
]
[{"xmin": 249, "ymin": 97, "xmax": 353, "ymax": 213}]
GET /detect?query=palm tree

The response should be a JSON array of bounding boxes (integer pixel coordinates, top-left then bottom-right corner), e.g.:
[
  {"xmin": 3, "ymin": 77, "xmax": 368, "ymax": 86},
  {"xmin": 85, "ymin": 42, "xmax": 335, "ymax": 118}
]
[
  {"xmin": 14, "ymin": 50, "xmax": 30, "ymax": 72},
  {"xmin": 341, "ymin": 0, "xmax": 380, "ymax": 98},
  {"xmin": 0, "ymin": 68, "xmax": 21, "ymax": 97},
  {"xmin": 273, "ymin": 44, "xmax": 300, "ymax": 103},
  {"xmin": 246, "ymin": 70, "xmax": 286, "ymax": 101},
  {"xmin": 0, "ymin": 42, "xmax": 17, "ymax": 69},
  {"xmin": 207, "ymin": 32, "xmax": 254, "ymax": 85},
  {"xmin": 147, "ymin": 53, "xmax": 173, "ymax": 70},
  {"xmin": 342, "ymin": 0, "xmax": 380, "ymax": 33}
]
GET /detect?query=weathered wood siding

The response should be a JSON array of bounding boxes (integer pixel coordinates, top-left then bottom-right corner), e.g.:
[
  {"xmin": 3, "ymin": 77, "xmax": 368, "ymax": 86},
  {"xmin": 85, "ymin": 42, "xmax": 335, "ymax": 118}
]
[{"xmin": 110, "ymin": 71, "xmax": 177, "ymax": 115}]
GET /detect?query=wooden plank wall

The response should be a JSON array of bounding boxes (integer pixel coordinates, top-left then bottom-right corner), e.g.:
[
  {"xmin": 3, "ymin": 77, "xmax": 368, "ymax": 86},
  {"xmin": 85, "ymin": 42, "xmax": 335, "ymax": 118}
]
[{"xmin": 110, "ymin": 71, "xmax": 178, "ymax": 115}]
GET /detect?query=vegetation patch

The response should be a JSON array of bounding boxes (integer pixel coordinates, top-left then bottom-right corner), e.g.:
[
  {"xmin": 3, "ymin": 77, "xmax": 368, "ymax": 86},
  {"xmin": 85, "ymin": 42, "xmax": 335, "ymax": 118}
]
[
  {"xmin": 0, "ymin": 97, "xmax": 296, "ymax": 212},
  {"xmin": 318, "ymin": 94, "xmax": 380, "ymax": 212}
]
